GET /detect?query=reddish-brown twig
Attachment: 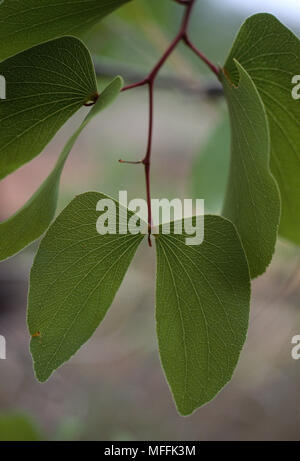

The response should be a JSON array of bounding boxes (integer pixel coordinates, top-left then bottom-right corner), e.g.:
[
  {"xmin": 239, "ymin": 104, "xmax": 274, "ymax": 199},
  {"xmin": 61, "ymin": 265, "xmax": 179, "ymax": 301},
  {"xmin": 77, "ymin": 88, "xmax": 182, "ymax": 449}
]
[{"xmin": 120, "ymin": 0, "xmax": 219, "ymax": 246}]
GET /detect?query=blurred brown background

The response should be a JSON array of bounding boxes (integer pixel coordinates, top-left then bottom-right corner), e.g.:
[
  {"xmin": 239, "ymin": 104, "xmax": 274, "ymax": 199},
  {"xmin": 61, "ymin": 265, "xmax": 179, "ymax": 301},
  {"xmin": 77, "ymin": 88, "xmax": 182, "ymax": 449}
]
[{"xmin": 0, "ymin": 0, "xmax": 300, "ymax": 441}]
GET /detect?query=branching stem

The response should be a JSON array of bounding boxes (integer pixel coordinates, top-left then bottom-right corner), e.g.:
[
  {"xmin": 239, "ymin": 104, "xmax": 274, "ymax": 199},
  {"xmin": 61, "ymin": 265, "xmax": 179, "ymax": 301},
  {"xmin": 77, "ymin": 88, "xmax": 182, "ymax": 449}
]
[{"xmin": 120, "ymin": 0, "xmax": 219, "ymax": 246}]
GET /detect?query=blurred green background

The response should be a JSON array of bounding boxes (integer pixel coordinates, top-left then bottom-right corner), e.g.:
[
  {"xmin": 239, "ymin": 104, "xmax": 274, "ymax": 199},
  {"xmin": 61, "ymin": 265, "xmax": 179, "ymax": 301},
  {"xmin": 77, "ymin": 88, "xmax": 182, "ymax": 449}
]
[{"xmin": 0, "ymin": 0, "xmax": 300, "ymax": 441}]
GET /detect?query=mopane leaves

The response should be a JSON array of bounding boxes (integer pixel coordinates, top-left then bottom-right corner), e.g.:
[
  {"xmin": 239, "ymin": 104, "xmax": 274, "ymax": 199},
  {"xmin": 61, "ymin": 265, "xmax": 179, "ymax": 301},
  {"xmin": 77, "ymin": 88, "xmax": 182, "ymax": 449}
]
[
  {"xmin": 0, "ymin": 36, "xmax": 97, "ymax": 179},
  {"xmin": 0, "ymin": 77, "xmax": 123, "ymax": 261},
  {"xmin": 220, "ymin": 61, "xmax": 280, "ymax": 278},
  {"xmin": 155, "ymin": 216, "xmax": 250, "ymax": 415},
  {"xmin": 225, "ymin": 13, "xmax": 300, "ymax": 245},
  {"xmin": 0, "ymin": 0, "xmax": 131, "ymax": 61},
  {"xmin": 0, "ymin": 5, "xmax": 297, "ymax": 415},
  {"xmin": 28, "ymin": 192, "xmax": 144, "ymax": 382}
]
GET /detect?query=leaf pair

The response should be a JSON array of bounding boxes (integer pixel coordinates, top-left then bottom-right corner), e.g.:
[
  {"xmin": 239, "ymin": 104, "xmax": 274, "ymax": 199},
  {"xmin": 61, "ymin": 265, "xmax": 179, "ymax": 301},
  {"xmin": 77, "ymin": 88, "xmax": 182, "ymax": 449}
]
[
  {"xmin": 217, "ymin": 14, "xmax": 300, "ymax": 278},
  {"xmin": 0, "ymin": 0, "xmax": 132, "ymax": 260},
  {"xmin": 0, "ymin": 37, "xmax": 122, "ymax": 261},
  {"xmin": 224, "ymin": 14, "xmax": 300, "ymax": 246},
  {"xmin": 28, "ymin": 192, "xmax": 250, "ymax": 416}
]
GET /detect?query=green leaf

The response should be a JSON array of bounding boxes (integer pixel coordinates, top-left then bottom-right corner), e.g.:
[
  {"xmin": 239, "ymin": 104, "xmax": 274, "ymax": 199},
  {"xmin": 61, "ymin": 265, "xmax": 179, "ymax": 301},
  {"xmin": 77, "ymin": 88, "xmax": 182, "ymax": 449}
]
[
  {"xmin": 190, "ymin": 112, "xmax": 230, "ymax": 214},
  {"xmin": 0, "ymin": 0, "xmax": 132, "ymax": 61},
  {"xmin": 28, "ymin": 192, "xmax": 144, "ymax": 382},
  {"xmin": 0, "ymin": 77, "xmax": 123, "ymax": 262},
  {"xmin": 0, "ymin": 413, "xmax": 43, "ymax": 441},
  {"xmin": 224, "ymin": 13, "xmax": 300, "ymax": 245},
  {"xmin": 220, "ymin": 61, "xmax": 280, "ymax": 278},
  {"xmin": 155, "ymin": 215, "xmax": 250, "ymax": 416},
  {"xmin": 0, "ymin": 36, "xmax": 97, "ymax": 179}
]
